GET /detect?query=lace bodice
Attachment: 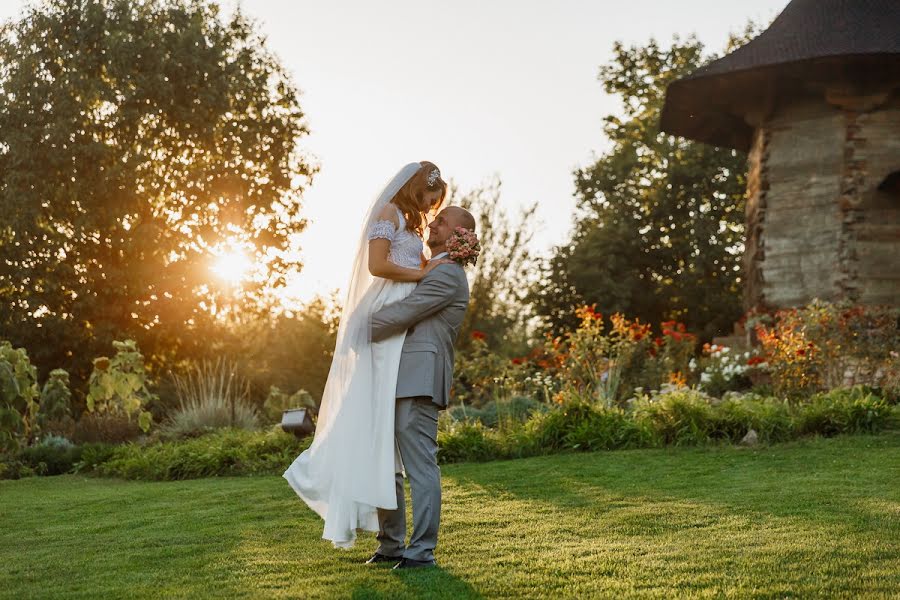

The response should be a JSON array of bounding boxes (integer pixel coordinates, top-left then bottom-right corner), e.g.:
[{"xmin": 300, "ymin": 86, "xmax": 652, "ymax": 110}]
[{"xmin": 367, "ymin": 205, "xmax": 423, "ymax": 269}]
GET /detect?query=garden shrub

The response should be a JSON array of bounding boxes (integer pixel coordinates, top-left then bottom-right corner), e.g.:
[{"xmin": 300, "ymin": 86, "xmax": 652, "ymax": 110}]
[
  {"xmin": 18, "ymin": 435, "xmax": 81, "ymax": 476},
  {"xmin": 795, "ymin": 386, "xmax": 894, "ymax": 437},
  {"xmin": 447, "ymin": 396, "xmax": 548, "ymax": 428},
  {"xmin": 71, "ymin": 412, "xmax": 145, "ymax": 444},
  {"xmin": 714, "ymin": 393, "xmax": 794, "ymax": 443},
  {"xmin": 92, "ymin": 427, "xmax": 309, "ymax": 480},
  {"xmin": 632, "ymin": 389, "xmax": 718, "ymax": 446},
  {"xmin": 437, "ymin": 421, "xmax": 504, "ymax": 464},
  {"xmin": 755, "ymin": 301, "xmax": 899, "ymax": 400}
]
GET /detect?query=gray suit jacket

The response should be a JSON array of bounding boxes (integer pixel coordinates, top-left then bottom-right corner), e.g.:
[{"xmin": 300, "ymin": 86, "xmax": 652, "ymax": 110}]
[{"xmin": 370, "ymin": 262, "xmax": 470, "ymax": 409}]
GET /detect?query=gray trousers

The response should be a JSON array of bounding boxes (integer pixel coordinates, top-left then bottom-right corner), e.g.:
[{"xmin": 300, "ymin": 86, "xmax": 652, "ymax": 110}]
[{"xmin": 376, "ymin": 396, "xmax": 441, "ymax": 562}]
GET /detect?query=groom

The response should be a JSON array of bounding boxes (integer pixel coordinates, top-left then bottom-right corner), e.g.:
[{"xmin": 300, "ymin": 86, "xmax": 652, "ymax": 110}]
[{"xmin": 366, "ymin": 206, "xmax": 475, "ymax": 570}]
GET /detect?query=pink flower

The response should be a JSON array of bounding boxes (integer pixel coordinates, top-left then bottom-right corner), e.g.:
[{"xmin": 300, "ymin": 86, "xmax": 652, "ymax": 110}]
[{"xmin": 446, "ymin": 227, "xmax": 481, "ymax": 266}]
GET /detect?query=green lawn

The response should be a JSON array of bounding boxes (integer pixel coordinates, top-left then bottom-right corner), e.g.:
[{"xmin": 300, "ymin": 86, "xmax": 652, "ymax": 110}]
[{"xmin": 3, "ymin": 433, "xmax": 899, "ymax": 599}]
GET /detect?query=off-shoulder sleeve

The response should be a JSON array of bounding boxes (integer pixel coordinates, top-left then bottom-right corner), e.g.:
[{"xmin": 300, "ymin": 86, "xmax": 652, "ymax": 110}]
[{"xmin": 367, "ymin": 219, "xmax": 397, "ymax": 242}]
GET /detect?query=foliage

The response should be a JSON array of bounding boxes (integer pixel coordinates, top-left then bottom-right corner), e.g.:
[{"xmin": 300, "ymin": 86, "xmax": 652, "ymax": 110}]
[
  {"xmin": 0, "ymin": 341, "xmax": 40, "ymax": 452},
  {"xmin": 233, "ymin": 295, "xmax": 340, "ymax": 408},
  {"xmin": 531, "ymin": 34, "xmax": 758, "ymax": 339},
  {"xmin": 795, "ymin": 387, "xmax": 895, "ymax": 437},
  {"xmin": 36, "ymin": 369, "xmax": 72, "ymax": 430},
  {"xmin": 452, "ymin": 333, "xmax": 525, "ymax": 406},
  {"xmin": 90, "ymin": 426, "xmax": 310, "ymax": 480},
  {"xmin": 262, "ymin": 386, "xmax": 316, "ymax": 424},
  {"xmin": 86, "ymin": 340, "xmax": 156, "ymax": 432},
  {"xmin": 453, "ymin": 178, "xmax": 538, "ymax": 355},
  {"xmin": 0, "ymin": 0, "xmax": 316, "ymax": 396},
  {"xmin": 160, "ymin": 358, "xmax": 258, "ymax": 440},
  {"xmin": 70, "ymin": 412, "xmax": 145, "ymax": 445},
  {"xmin": 17, "ymin": 434, "xmax": 81, "ymax": 476},
  {"xmin": 692, "ymin": 343, "xmax": 760, "ymax": 397},
  {"xmin": 438, "ymin": 386, "xmax": 896, "ymax": 466},
  {"xmin": 755, "ymin": 301, "xmax": 900, "ymax": 401},
  {"xmin": 549, "ymin": 306, "xmax": 697, "ymax": 407},
  {"xmin": 447, "ymin": 396, "xmax": 548, "ymax": 429}
]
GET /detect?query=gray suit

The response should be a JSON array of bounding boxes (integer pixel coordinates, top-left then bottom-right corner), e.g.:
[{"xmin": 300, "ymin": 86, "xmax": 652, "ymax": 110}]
[{"xmin": 369, "ymin": 260, "xmax": 469, "ymax": 562}]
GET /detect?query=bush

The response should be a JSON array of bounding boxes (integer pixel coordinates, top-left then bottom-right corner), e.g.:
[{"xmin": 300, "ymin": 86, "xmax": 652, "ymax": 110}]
[
  {"xmin": 0, "ymin": 454, "xmax": 34, "ymax": 479},
  {"xmin": 36, "ymin": 369, "xmax": 72, "ymax": 430},
  {"xmin": 91, "ymin": 427, "xmax": 309, "ymax": 480},
  {"xmin": 18, "ymin": 435, "xmax": 81, "ymax": 476},
  {"xmin": 795, "ymin": 387, "xmax": 894, "ymax": 437},
  {"xmin": 71, "ymin": 412, "xmax": 145, "ymax": 444},
  {"xmin": 447, "ymin": 396, "xmax": 548, "ymax": 428},
  {"xmin": 632, "ymin": 389, "xmax": 718, "ymax": 446},
  {"xmin": 437, "ymin": 421, "xmax": 504, "ymax": 464},
  {"xmin": 714, "ymin": 394, "xmax": 794, "ymax": 443},
  {"xmin": 755, "ymin": 301, "xmax": 899, "ymax": 400}
]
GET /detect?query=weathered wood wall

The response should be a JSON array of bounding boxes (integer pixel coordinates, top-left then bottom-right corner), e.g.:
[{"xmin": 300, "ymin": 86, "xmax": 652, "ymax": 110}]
[{"xmin": 742, "ymin": 93, "xmax": 900, "ymax": 311}]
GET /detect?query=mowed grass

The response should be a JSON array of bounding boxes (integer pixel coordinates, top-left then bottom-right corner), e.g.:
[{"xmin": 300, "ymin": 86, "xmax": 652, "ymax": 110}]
[{"xmin": 2, "ymin": 433, "xmax": 899, "ymax": 599}]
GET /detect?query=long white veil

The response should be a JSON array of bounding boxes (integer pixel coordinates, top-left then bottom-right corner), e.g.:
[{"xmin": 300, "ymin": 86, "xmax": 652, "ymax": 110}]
[
  {"xmin": 287, "ymin": 162, "xmax": 423, "ymax": 546},
  {"xmin": 332, "ymin": 161, "xmax": 422, "ymax": 354}
]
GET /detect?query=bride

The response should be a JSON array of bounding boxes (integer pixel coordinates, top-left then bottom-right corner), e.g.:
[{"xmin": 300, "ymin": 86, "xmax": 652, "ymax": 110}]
[{"xmin": 283, "ymin": 161, "xmax": 451, "ymax": 548}]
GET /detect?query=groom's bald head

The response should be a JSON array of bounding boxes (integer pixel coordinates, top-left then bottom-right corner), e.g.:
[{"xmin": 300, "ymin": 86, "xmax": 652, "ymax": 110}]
[
  {"xmin": 426, "ymin": 206, "xmax": 477, "ymax": 253},
  {"xmin": 443, "ymin": 206, "xmax": 476, "ymax": 231}
]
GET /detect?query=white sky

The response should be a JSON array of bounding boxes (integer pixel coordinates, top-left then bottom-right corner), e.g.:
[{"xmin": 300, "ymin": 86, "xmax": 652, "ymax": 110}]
[{"xmin": 0, "ymin": 0, "xmax": 790, "ymax": 305}]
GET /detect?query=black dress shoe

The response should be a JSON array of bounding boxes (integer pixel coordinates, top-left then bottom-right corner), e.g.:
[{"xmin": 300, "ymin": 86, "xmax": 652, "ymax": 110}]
[
  {"xmin": 365, "ymin": 552, "xmax": 403, "ymax": 565},
  {"xmin": 392, "ymin": 557, "xmax": 437, "ymax": 570}
]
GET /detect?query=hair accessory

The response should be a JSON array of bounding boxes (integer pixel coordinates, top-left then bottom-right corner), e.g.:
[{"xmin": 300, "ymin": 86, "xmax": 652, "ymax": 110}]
[{"xmin": 426, "ymin": 168, "xmax": 440, "ymax": 187}]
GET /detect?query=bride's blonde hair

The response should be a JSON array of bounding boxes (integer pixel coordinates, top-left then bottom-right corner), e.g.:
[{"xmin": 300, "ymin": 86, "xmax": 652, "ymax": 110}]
[{"xmin": 390, "ymin": 161, "xmax": 447, "ymax": 236}]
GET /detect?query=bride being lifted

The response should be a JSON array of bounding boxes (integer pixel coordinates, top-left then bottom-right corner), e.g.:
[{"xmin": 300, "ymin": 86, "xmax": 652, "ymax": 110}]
[{"xmin": 283, "ymin": 161, "xmax": 451, "ymax": 548}]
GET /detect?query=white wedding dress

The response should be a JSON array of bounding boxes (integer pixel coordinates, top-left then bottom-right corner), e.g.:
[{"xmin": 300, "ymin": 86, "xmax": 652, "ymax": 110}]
[{"xmin": 283, "ymin": 163, "xmax": 425, "ymax": 549}]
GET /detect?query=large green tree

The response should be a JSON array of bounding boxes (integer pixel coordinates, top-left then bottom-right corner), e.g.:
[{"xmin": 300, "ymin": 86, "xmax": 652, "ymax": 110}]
[
  {"xmin": 0, "ymin": 0, "xmax": 315, "ymax": 399},
  {"xmin": 531, "ymin": 34, "xmax": 754, "ymax": 339},
  {"xmin": 453, "ymin": 177, "xmax": 537, "ymax": 356}
]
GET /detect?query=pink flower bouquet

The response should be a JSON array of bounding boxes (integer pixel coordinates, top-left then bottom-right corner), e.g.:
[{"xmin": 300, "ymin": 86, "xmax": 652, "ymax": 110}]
[{"xmin": 446, "ymin": 226, "xmax": 481, "ymax": 266}]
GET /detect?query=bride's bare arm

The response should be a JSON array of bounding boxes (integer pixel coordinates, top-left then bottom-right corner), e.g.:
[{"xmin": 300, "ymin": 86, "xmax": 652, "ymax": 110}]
[{"xmin": 367, "ymin": 205, "xmax": 449, "ymax": 281}]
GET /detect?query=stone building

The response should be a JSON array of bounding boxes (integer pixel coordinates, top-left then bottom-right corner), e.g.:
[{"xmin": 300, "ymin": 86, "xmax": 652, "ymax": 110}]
[{"xmin": 660, "ymin": 0, "xmax": 900, "ymax": 313}]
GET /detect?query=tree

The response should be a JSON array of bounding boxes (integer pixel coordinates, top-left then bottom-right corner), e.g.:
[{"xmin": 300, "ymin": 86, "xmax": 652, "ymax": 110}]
[
  {"xmin": 531, "ymin": 33, "xmax": 756, "ymax": 340},
  {"xmin": 453, "ymin": 177, "xmax": 537, "ymax": 355},
  {"xmin": 0, "ymin": 0, "xmax": 316, "ymax": 400}
]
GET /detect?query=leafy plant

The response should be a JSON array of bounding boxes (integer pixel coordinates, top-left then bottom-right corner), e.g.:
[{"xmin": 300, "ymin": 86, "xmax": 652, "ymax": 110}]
[
  {"xmin": 37, "ymin": 369, "xmax": 72, "ymax": 431},
  {"xmin": 86, "ymin": 340, "xmax": 156, "ymax": 432},
  {"xmin": 0, "ymin": 341, "xmax": 40, "ymax": 452}
]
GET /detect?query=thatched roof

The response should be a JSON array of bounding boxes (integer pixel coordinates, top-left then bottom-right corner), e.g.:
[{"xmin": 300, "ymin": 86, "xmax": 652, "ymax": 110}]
[{"xmin": 660, "ymin": 0, "xmax": 900, "ymax": 151}]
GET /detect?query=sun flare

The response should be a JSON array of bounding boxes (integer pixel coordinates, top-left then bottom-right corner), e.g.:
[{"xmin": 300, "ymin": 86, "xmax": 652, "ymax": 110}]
[{"xmin": 211, "ymin": 249, "xmax": 253, "ymax": 285}]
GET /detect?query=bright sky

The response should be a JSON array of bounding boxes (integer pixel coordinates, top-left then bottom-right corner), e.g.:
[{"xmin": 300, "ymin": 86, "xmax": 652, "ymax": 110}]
[{"xmin": 1, "ymin": 0, "xmax": 790, "ymax": 306}]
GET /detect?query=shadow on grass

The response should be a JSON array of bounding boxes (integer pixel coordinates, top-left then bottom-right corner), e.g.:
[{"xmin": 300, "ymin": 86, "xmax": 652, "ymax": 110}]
[
  {"xmin": 351, "ymin": 565, "xmax": 484, "ymax": 600},
  {"xmin": 444, "ymin": 432, "xmax": 900, "ymax": 537}
]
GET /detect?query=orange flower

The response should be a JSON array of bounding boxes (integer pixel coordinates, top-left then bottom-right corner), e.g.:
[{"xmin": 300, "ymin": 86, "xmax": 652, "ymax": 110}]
[
  {"xmin": 668, "ymin": 371, "xmax": 687, "ymax": 387},
  {"xmin": 471, "ymin": 330, "xmax": 487, "ymax": 341}
]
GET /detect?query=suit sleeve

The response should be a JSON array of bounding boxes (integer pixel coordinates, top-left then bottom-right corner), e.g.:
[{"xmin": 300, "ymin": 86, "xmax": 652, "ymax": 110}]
[{"xmin": 370, "ymin": 265, "xmax": 460, "ymax": 342}]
